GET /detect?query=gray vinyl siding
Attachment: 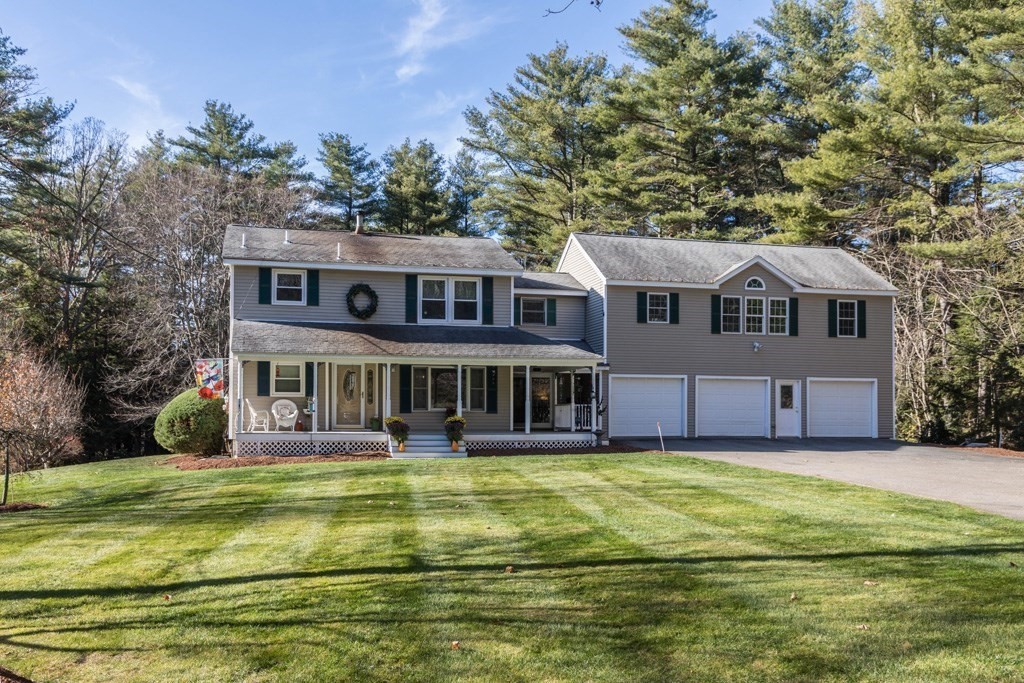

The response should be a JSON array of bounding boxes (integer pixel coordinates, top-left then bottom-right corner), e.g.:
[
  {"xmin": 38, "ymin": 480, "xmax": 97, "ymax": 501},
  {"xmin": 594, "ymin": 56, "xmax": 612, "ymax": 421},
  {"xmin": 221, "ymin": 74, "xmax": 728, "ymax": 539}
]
[
  {"xmin": 558, "ymin": 239, "xmax": 606, "ymax": 355},
  {"xmin": 240, "ymin": 360, "xmax": 329, "ymax": 431},
  {"xmin": 514, "ymin": 294, "xmax": 586, "ymax": 340},
  {"xmin": 605, "ymin": 264, "xmax": 895, "ymax": 438},
  {"xmin": 389, "ymin": 365, "xmax": 512, "ymax": 432},
  {"xmin": 233, "ymin": 266, "xmax": 512, "ymax": 327}
]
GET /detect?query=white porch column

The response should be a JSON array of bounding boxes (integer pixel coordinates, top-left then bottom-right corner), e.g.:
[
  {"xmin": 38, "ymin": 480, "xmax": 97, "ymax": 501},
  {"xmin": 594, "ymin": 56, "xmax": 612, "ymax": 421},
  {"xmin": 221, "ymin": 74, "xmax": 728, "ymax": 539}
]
[
  {"xmin": 591, "ymin": 366, "xmax": 598, "ymax": 434},
  {"xmin": 312, "ymin": 361, "xmax": 318, "ymax": 433},
  {"xmin": 385, "ymin": 362, "xmax": 392, "ymax": 419},
  {"xmin": 236, "ymin": 358, "xmax": 244, "ymax": 435},
  {"xmin": 509, "ymin": 366, "xmax": 515, "ymax": 431},
  {"xmin": 525, "ymin": 365, "xmax": 532, "ymax": 435},
  {"xmin": 570, "ymin": 370, "xmax": 576, "ymax": 432},
  {"xmin": 456, "ymin": 363, "xmax": 463, "ymax": 416}
]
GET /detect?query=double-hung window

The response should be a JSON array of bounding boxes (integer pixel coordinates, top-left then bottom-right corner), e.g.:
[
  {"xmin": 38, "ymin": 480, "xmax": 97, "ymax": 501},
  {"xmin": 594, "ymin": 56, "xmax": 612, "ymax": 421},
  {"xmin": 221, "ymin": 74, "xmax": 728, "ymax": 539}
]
[
  {"xmin": 838, "ymin": 300, "xmax": 857, "ymax": 337},
  {"xmin": 647, "ymin": 293, "xmax": 669, "ymax": 323},
  {"xmin": 521, "ymin": 298, "xmax": 547, "ymax": 325},
  {"xmin": 272, "ymin": 362, "xmax": 304, "ymax": 396},
  {"xmin": 768, "ymin": 298, "xmax": 789, "ymax": 335},
  {"xmin": 745, "ymin": 298, "xmax": 765, "ymax": 334},
  {"xmin": 464, "ymin": 367, "xmax": 486, "ymax": 411},
  {"xmin": 721, "ymin": 296, "xmax": 742, "ymax": 333},
  {"xmin": 411, "ymin": 366, "xmax": 487, "ymax": 411},
  {"xmin": 419, "ymin": 277, "xmax": 481, "ymax": 324},
  {"xmin": 272, "ymin": 269, "xmax": 305, "ymax": 305}
]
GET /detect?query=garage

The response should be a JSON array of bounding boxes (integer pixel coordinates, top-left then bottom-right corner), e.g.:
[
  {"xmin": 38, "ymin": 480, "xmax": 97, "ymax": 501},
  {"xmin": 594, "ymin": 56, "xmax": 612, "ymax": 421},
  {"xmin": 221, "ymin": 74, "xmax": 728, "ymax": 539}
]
[
  {"xmin": 808, "ymin": 379, "xmax": 877, "ymax": 437},
  {"xmin": 609, "ymin": 375, "xmax": 686, "ymax": 438},
  {"xmin": 696, "ymin": 377, "xmax": 770, "ymax": 437}
]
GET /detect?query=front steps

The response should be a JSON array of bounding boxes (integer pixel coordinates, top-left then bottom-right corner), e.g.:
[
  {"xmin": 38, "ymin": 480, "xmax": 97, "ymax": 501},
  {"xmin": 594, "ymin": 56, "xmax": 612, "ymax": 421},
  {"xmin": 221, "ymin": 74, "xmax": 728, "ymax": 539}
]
[{"xmin": 391, "ymin": 433, "xmax": 466, "ymax": 459}]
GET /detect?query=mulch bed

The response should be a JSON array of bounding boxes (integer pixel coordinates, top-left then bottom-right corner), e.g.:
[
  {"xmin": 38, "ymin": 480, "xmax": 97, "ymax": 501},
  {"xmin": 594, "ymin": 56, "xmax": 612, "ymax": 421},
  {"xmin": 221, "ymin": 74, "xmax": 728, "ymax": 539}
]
[
  {"xmin": 0, "ymin": 502, "xmax": 48, "ymax": 515},
  {"xmin": 469, "ymin": 444, "xmax": 655, "ymax": 457},
  {"xmin": 164, "ymin": 452, "xmax": 390, "ymax": 470},
  {"xmin": 0, "ymin": 664, "xmax": 34, "ymax": 683},
  {"xmin": 947, "ymin": 445, "xmax": 1024, "ymax": 460}
]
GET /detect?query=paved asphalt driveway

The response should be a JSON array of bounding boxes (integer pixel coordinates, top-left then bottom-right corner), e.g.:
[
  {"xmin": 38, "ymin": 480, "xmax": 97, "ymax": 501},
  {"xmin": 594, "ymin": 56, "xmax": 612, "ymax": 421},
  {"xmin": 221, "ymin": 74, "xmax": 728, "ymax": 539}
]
[{"xmin": 624, "ymin": 438, "xmax": 1024, "ymax": 521}]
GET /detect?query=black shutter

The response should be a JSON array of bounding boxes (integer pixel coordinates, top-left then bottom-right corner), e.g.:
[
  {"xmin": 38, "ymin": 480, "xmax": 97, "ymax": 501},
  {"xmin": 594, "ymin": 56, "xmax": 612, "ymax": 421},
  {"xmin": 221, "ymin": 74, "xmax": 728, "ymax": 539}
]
[
  {"xmin": 711, "ymin": 295, "xmax": 721, "ymax": 334},
  {"xmin": 547, "ymin": 298, "xmax": 557, "ymax": 327},
  {"xmin": 514, "ymin": 297, "xmax": 521, "ymax": 325},
  {"xmin": 482, "ymin": 276, "xmax": 494, "ymax": 325},
  {"xmin": 669, "ymin": 292, "xmax": 679, "ymax": 324},
  {"xmin": 788, "ymin": 297, "xmax": 799, "ymax": 336},
  {"xmin": 306, "ymin": 269, "xmax": 319, "ymax": 306},
  {"xmin": 257, "ymin": 361, "xmax": 270, "ymax": 396},
  {"xmin": 399, "ymin": 365, "xmax": 412, "ymax": 413},
  {"xmin": 828, "ymin": 299, "xmax": 838, "ymax": 337},
  {"xmin": 405, "ymin": 275, "xmax": 418, "ymax": 323},
  {"xmin": 258, "ymin": 268, "xmax": 272, "ymax": 305},
  {"xmin": 637, "ymin": 291, "xmax": 647, "ymax": 323},
  {"xmin": 305, "ymin": 362, "xmax": 314, "ymax": 397},
  {"xmin": 857, "ymin": 300, "xmax": 867, "ymax": 338},
  {"xmin": 486, "ymin": 366, "xmax": 498, "ymax": 413}
]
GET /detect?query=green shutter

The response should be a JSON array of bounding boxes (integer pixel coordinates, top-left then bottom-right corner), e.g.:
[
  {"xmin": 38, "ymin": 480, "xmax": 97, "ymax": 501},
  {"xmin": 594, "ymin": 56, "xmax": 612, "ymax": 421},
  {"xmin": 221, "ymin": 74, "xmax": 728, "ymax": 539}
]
[
  {"xmin": 305, "ymin": 362, "xmax": 314, "ymax": 397},
  {"xmin": 857, "ymin": 300, "xmax": 867, "ymax": 338},
  {"xmin": 258, "ymin": 268, "xmax": 272, "ymax": 305},
  {"xmin": 306, "ymin": 269, "xmax": 319, "ymax": 306},
  {"xmin": 405, "ymin": 275, "xmax": 417, "ymax": 323},
  {"xmin": 514, "ymin": 297, "xmax": 521, "ymax": 325},
  {"xmin": 827, "ymin": 299, "xmax": 838, "ymax": 337},
  {"xmin": 547, "ymin": 298, "xmax": 557, "ymax": 327},
  {"xmin": 399, "ymin": 365, "xmax": 411, "ymax": 413},
  {"xmin": 711, "ymin": 295, "xmax": 721, "ymax": 334},
  {"xmin": 637, "ymin": 291, "xmax": 647, "ymax": 323},
  {"xmin": 257, "ymin": 361, "xmax": 270, "ymax": 396},
  {"xmin": 788, "ymin": 297, "xmax": 799, "ymax": 336},
  {"xmin": 482, "ymin": 276, "xmax": 494, "ymax": 325},
  {"xmin": 486, "ymin": 366, "xmax": 498, "ymax": 414},
  {"xmin": 669, "ymin": 292, "xmax": 679, "ymax": 324}
]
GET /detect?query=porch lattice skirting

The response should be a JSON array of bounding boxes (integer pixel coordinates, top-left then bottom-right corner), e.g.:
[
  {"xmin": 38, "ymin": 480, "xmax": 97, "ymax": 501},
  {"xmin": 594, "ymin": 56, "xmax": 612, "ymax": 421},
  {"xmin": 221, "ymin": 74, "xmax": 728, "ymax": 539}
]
[
  {"xmin": 464, "ymin": 433, "xmax": 597, "ymax": 453},
  {"xmin": 233, "ymin": 433, "xmax": 388, "ymax": 457}
]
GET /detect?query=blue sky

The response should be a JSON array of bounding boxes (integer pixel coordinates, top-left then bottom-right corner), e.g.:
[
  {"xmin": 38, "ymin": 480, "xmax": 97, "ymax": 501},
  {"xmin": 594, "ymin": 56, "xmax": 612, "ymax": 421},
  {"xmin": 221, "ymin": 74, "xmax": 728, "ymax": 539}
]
[{"xmin": 3, "ymin": 0, "xmax": 773, "ymax": 172}]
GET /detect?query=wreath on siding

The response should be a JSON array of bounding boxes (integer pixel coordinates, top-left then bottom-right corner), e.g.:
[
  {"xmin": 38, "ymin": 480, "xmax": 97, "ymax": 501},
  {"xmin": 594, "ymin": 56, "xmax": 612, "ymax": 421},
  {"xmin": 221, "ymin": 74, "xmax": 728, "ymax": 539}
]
[{"xmin": 346, "ymin": 283, "xmax": 379, "ymax": 320}]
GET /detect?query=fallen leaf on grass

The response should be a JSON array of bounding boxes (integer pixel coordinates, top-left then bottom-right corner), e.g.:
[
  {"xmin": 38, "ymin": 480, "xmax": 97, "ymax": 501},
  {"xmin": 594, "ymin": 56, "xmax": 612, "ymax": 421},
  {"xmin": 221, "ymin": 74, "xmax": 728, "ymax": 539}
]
[
  {"xmin": 1010, "ymin": 561, "xmax": 1018, "ymax": 568},
  {"xmin": 863, "ymin": 580, "xmax": 879, "ymax": 586},
  {"xmin": 451, "ymin": 641, "xmax": 460, "ymax": 650},
  {"xmin": 856, "ymin": 624, "xmax": 870, "ymax": 630},
  {"xmin": 162, "ymin": 594, "xmax": 171, "ymax": 601},
  {"xmin": 504, "ymin": 565, "xmax": 516, "ymax": 574},
  {"xmin": 789, "ymin": 592, "xmax": 798, "ymax": 601}
]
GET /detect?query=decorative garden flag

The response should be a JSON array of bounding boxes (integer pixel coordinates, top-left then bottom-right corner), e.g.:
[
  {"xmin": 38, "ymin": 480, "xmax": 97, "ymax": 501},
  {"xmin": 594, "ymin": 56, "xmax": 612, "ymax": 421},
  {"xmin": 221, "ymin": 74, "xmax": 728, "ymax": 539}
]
[{"xmin": 195, "ymin": 359, "xmax": 225, "ymax": 399}]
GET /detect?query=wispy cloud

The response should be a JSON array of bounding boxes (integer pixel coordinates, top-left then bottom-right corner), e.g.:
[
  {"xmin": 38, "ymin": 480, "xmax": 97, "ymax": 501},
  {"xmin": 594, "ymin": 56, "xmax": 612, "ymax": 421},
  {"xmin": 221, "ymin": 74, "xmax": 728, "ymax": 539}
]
[
  {"xmin": 419, "ymin": 89, "xmax": 477, "ymax": 118},
  {"xmin": 395, "ymin": 0, "xmax": 494, "ymax": 82},
  {"xmin": 110, "ymin": 76, "xmax": 161, "ymax": 109},
  {"xmin": 108, "ymin": 75, "xmax": 183, "ymax": 149}
]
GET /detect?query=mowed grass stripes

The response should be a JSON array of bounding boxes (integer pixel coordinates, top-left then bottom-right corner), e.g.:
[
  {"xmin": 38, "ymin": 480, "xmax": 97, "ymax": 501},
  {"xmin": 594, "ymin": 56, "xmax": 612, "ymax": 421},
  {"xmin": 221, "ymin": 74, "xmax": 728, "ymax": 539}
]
[{"xmin": 0, "ymin": 453, "xmax": 1022, "ymax": 682}]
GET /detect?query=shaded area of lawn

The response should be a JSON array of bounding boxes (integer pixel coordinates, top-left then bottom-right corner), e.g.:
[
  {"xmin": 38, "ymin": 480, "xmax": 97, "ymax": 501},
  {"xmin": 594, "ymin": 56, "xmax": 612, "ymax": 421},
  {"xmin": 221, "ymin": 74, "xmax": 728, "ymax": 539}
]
[{"xmin": 0, "ymin": 454, "xmax": 1022, "ymax": 682}]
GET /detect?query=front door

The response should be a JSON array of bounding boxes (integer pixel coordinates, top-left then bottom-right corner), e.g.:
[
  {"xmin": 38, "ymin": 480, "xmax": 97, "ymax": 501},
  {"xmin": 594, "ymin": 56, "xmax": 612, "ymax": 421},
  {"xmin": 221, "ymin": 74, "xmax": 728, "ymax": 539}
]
[
  {"xmin": 776, "ymin": 380, "xmax": 801, "ymax": 437},
  {"xmin": 531, "ymin": 374, "xmax": 553, "ymax": 429},
  {"xmin": 335, "ymin": 365, "xmax": 362, "ymax": 427}
]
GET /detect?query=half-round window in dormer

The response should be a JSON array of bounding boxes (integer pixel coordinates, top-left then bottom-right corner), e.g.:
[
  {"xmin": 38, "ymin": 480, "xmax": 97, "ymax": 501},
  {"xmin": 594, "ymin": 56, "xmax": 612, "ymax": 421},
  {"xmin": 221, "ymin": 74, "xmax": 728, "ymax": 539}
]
[{"xmin": 745, "ymin": 277, "xmax": 765, "ymax": 290}]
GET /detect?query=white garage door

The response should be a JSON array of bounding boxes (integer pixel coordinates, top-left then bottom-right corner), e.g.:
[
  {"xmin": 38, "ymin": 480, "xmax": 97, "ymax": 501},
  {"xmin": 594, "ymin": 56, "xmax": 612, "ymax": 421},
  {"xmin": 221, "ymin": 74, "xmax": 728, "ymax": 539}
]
[
  {"xmin": 697, "ymin": 378, "xmax": 769, "ymax": 437},
  {"xmin": 809, "ymin": 380, "xmax": 875, "ymax": 437},
  {"xmin": 610, "ymin": 376, "xmax": 685, "ymax": 437}
]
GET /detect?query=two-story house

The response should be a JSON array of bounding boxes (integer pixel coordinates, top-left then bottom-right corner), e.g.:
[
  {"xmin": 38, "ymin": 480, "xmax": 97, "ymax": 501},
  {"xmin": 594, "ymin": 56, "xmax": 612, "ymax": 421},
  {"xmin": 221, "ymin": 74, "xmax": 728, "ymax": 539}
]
[{"xmin": 223, "ymin": 225, "xmax": 897, "ymax": 457}]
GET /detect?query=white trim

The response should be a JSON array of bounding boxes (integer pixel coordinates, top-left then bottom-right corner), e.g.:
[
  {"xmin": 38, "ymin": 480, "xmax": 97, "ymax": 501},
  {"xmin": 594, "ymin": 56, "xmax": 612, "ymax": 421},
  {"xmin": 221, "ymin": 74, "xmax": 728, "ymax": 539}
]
[
  {"xmin": 715, "ymin": 256, "xmax": 803, "ymax": 290},
  {"xmin": 774, "ymin": 379, "xmax": 802, "ymax": 438},
  {"xmin": 744, "ymin": 296, "xmax": 766, "ymax": 335},
  {"xmin": 519, "ymin": 297, "xmax": 549, "ymax": 326},
  {"xmin": 603, "ymin": 278, "xmax": 898, "ymax": 297},
  {"xmin": 837, "ymin": 299, "xmax": 858, "ymax": 337},
  {"xmin": 796, "ymin": 287, "xmax": 897, "ymax": 297},
  {"xmin": 768, "ymin": 297, "xmax": 789, "ymax": 335},
  {"xmin": 270, "ymin": 361, "xmax": 305, "ymax": 397},
  {"xmin": 510, "ymin": 278, "xmax": 515, "ymax": 326},
  {"xmin": 694, "ymin": 376, "xmax": 771, "ymax": 438},
  {"xmin": 721, "ymin": 295, "xmax": 743, "ymax": 334},
  {"xmin": 608, "ymin": 374, "xmax": 687, "ymax": 439},
  {"xmin": 560, "ymin": 234, "xmax": 610, "ymax": 358},
  {"xmin": 237, "ymin": 353, "xmax": 600, "ymax": 366},
  {"xmin": 891, "ymin": 298, "xmax": 897, "ymax": 440},
  {"xmin": 271, "ymin": 268, "xmax": 306, "ymax": 306},
  {"xmin": 646, "ymin": 292, "xmax": 670, "ymax": 324},
  {"xmin": 514, "ymin": 288, "xmax": 587, "ymax": 298},
  {"xmin": 224, "ymin": 258, "xmax": 521, "ymax": 278},
  {"xmin": 417, "ymin": 275, "xmax": 483, "ymax": 325},
  {"xmin": 744, "ymin": 277, "xmax": 766, "ymax": 290},
  {"xmin": 806, "ymin": 377, "xmax": 878, "ymax": 438}
]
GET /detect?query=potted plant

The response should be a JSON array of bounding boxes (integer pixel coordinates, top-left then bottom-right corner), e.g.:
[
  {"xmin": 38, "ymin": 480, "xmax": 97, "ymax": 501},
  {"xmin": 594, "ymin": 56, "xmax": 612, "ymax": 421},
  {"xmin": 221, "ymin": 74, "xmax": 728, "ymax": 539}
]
[
  {"xmin": 444, "ymin": 415, "xmax": 467, "ymax": 452},
  {"xmin": 384, "ymin": 416, "xmax": 410, "ymax": 452},
  {"xmin": 369, "ymin": 416, "xmax": 381, "ymax": 431}
]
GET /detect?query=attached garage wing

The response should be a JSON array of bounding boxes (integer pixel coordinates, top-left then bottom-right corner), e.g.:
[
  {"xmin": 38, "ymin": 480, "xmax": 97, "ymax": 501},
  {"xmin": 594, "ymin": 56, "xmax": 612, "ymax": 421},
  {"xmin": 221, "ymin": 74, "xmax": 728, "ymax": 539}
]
[
  {"xmin": 696, "ymin": 377, "xmax": 770, "ymax": 438},
  {"xmin": 609, "ymin": 376, "xmax": 686, "ymax": 438},
  {"xmin": 808, "ymin": 379, "xmax": 877, "ymax": 437}
]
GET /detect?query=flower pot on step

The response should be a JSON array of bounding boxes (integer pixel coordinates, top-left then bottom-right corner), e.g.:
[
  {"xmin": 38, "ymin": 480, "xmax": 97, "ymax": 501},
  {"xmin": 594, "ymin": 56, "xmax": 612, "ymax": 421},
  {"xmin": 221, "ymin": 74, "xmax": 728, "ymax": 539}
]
[
  {"xmin": 398, "ymin": 442, "xmax": 405, "ymax": 453},
  {"xmin": 451, "ymin": 440, "xmax": 459, "ymax": 452}
]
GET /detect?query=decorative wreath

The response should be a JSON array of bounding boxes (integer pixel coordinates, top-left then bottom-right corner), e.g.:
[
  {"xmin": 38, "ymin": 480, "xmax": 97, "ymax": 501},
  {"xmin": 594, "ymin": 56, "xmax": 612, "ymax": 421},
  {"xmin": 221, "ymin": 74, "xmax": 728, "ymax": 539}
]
[{"xmin": 346, "ymin": 283, "xmax": 379, "ymax": 320}]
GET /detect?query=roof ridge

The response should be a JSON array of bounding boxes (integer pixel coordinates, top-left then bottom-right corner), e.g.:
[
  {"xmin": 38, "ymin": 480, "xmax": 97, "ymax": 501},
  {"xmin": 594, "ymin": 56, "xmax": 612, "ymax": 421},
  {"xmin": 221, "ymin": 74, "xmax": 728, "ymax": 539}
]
[
  {"xmin": 572, "ymin": 231, "xmax": 847, "ymax": 252},
  {"xmin": 227, "ymin": 224, "xmax": 496, "ymax": 241}
]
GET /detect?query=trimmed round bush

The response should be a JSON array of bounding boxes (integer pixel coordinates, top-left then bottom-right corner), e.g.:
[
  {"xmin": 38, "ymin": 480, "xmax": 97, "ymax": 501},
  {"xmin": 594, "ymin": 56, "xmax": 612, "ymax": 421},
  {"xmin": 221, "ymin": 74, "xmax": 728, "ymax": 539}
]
[{"xmin": 154, "ymin": 389, "xmax": 227, "ymax": 455}]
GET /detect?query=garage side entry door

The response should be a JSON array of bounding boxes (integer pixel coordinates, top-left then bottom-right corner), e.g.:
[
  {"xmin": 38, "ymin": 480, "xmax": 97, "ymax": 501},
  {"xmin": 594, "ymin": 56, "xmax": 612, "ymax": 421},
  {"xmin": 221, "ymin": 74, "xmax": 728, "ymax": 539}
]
[
  {"xmin": 696, "ymin": 377, "xmax": 770, "ymax": 438},
  {"xmin": 808, "ymin": 379, "xmax": 877, "ymax": 437},
  {"xmin": 610, "ymin": 376, "xmax": 686, "ymax": 438}
]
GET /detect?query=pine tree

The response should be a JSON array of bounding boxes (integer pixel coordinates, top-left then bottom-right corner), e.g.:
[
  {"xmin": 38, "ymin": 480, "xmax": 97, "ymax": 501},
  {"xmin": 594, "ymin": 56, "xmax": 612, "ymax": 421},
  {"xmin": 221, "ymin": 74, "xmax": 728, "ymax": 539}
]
[
  {"xmin": 445, "ymin": 148, "xmax": 486, "ymax": 236},
  {"xmin": 316, "ymin": 132, "xmax": 378, "ymax": 230},
  {"xmin": 378, "ymin": 139, "xmax": 449, "ymax": 235}
]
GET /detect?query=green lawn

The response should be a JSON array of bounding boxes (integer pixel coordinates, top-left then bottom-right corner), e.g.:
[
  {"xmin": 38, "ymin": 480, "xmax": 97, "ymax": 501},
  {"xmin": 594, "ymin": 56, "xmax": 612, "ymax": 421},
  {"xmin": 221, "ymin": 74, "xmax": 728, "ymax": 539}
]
[{"xmin": 1, "ymin": 454, "xmax": 1022, "ymax": 682}]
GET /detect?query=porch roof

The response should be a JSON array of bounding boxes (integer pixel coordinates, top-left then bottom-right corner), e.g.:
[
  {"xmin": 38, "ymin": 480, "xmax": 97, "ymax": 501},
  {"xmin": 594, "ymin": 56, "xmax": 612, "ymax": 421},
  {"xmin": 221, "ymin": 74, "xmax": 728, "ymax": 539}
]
[{"xmin": 233, "ymin": 320, "xmax": 602, "ymax": 363}]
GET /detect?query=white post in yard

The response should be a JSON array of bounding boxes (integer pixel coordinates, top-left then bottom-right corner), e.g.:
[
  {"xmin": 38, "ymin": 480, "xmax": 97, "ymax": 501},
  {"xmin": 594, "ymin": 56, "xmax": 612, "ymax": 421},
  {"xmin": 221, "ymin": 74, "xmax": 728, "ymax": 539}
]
[
  {"xmin": 590, "ymin": 366, "xmax": 598, "ymax": 435},
  {"xmin": 456, "ymin": 363, "xmax": 463, "ymax": 417},
  {"xmin": 525, "ymin": 365, "xmax": 532, "ymax": 435},
  {"xmin": 236, "ymin": 358, "xmax": 244, "ymax": 434},
  {"xmin": 312, "ymin": 361, "xmax": 318, "ymax": 433},
  {"xmin": 570, "ymin": 370, "xmax": 576, "ymax": 433}
]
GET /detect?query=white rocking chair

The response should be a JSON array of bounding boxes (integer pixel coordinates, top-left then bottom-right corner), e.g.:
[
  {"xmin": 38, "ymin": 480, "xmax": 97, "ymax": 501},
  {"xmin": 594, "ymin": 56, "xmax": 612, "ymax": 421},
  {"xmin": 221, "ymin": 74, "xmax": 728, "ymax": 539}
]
[
  {"xmin": 245, "ymin": 399, "xmax": 270, "ymax": 432},
  {"xmin": 271, "ymin": 399, "xmax": 299, "ymax": 431}
]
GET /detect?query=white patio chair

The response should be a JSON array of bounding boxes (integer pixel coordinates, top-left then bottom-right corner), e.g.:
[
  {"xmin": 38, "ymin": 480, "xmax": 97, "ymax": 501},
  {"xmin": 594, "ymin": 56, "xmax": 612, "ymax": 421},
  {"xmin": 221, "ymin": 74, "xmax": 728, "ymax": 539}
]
[
  {"xmin": 245, "ymin": 399, "xmax": 270, "ymax": 432},
  {"xmin": 271, "ymin": 399, "xmax": 299, "ymax": 431}
]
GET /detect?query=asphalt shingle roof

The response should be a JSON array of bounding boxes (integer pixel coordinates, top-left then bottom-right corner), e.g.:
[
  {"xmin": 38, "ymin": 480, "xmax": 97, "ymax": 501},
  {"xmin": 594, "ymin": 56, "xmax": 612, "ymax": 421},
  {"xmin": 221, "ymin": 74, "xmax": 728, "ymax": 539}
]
[
  {"xmin": 571, "ymin": 233, "xmax": 897, "ymax": 292},
  {"xmin": 514, "ymin": 272, "xmax": 586, "ymax": 292},
  {"xmin": 223, "ymin": 225, "xmax": 523, "ymax": 272},
  {"xmin": 233, "ymin": 320, "xmax": 601, "ymax": 362}
]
